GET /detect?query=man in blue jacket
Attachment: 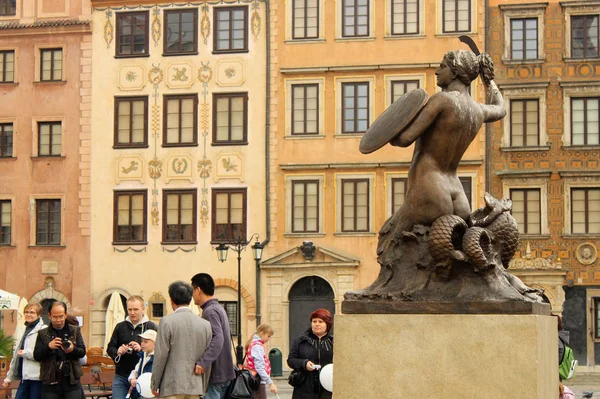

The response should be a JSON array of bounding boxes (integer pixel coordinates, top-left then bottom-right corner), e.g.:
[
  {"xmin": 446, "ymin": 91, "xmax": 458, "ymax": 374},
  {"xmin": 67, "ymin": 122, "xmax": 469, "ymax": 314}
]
[{"xmin": 191, "ymin": 273, "xmax": 235, "ymax": 399}]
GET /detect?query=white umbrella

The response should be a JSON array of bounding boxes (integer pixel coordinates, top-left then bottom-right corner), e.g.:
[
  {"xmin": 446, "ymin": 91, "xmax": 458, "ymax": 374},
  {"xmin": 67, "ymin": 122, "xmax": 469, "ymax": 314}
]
[
  {"xmin": 0, "ymin": 289, "xmax": 19, "ymax": 310},
  {"xmin": 103, "ymin": 291, "xmax": 126, "ymax": 354},
  {"xmin": 13, "ymin": 297, "xmax": 28, "ymax": 348}
]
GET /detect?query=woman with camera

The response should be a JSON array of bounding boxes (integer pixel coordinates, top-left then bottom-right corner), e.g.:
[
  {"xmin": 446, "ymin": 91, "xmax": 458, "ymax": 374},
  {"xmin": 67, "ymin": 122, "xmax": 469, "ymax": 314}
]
[
  {"xmin": 287, "ymin": 309, "xmax": 333, "ymax": 399},
  {"xmin": 3, "ymin": 303, "xmax": 46, "ymax": 399}
]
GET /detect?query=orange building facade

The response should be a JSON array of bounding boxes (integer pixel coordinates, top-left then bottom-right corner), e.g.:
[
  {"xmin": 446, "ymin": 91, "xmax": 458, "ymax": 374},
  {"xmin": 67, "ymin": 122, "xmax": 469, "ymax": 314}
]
[
  {"xmin": 488, "ymin": 0, "xmax": 600, "ymax": 370},
  {"xmin": 0, "ymin": 0, "xmax": 92, "ymax": 338}
]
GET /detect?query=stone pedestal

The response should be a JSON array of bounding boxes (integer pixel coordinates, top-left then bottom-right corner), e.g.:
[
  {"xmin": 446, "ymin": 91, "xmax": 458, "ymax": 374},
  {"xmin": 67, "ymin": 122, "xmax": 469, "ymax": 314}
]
[{"xmin": 333, "ymin": 313, "xmax": 557, "ymax": 398}]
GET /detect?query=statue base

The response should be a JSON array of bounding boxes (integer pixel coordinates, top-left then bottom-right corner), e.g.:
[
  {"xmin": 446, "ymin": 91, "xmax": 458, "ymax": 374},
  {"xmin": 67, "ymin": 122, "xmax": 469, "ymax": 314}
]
[{"xmin": 332, "ymin": 313, "xmax": 557, "ymax": 399}]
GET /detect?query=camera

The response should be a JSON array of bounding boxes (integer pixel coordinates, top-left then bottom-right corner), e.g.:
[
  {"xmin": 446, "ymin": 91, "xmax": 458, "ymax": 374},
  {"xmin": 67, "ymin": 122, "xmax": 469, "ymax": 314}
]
[
  {"xmin": 126, "ymin": 347, "xmax": 133, "ymax": 354},
  {"xmin": 62, "ymin": 334, "xmax": 71, "ymax": 350}
]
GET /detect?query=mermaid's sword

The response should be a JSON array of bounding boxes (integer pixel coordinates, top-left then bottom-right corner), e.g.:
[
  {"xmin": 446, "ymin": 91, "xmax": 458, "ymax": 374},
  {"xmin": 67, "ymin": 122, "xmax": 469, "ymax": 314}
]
[{"xmin": 458, "ymin": 35, "xmax": 480, "ymax": 56}]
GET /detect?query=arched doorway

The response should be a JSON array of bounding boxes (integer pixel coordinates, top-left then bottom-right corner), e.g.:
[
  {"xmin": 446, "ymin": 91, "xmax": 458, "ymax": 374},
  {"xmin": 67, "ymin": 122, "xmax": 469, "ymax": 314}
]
[{"xmin": 288, "ymin": 276, "xmax": 335, "ymax": 348}]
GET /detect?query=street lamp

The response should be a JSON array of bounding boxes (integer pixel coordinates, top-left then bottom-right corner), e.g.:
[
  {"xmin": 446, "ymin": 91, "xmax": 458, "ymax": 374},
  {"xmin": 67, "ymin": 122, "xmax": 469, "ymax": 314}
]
[{"xmin": 214, "ymin": 234, "xmax": 263, "ymax": 365}]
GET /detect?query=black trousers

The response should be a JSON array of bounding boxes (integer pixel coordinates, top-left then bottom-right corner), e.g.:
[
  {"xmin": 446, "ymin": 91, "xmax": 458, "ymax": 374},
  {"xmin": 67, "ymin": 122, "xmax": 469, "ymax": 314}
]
[{"xmin": 42, "ymin": 378, "xmax": 83, "ymax": 399}]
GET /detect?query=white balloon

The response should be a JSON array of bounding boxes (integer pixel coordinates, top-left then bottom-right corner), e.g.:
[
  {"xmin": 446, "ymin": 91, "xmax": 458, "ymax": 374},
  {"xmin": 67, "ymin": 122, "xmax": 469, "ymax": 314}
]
[
  {"xmin": 319, "ymin": 364, "xmax": 333, "ymax": 392},
  {"xmin": 136, "ymin": 373, "xmax": 155, "ymax": 398}
]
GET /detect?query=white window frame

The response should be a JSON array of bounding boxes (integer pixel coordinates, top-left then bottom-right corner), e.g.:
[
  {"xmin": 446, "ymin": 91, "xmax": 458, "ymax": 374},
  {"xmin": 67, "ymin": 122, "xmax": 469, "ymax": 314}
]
[
  {"xmin": 437, "ymin": 0, "xmax": 476, "ymax": 35},
  {"xmin": 562, "ymin": 2, "xmax": 600, "ymax": 61},
  {"xmin": 29, "ymin": 194, "xmax": 66, "ymax": 246},
  {"xmin": 285, "ymin": 174, "xmax": 325, "ymax": 237},
  {"xmin": 560, "ymin": 82, "xmax": 600, "ymax": 147},
  {"xmin": 500, "ymin": 3, "xmax": 547, "ymax": 63},
  {"xmin": 0, "ymin": 0, "xmax": 20, "ymax": 21},
  {"xmin": 336, "ymin": 0, "xmax": 375, "ymax": 40},
  {"xmin": 563, "ymin": 175, "xmax": 600, "ymax": 236},
  {"xmin": 385, "ymin": 74, "xmax": 426, "ymax": 107},
  {"xmin": 34, "ymin": 44, "xmax": 67, "ymax": 83},
  {"xmin": 285, "ymin": 78, "xmax": 325, "ymax": 138},
  {"xmin": 286, "ymin": 0, "xmax": 324, "ymax": 42},
  {"xmin": 32, "ymin": 116, "xmax": 66, "ymax": 157},
  {"xmin": 335, "ymin": 76, "xmax": 375, "ymax": 136},
  {"xmin": 386, "ymin": 0, "xmax": 425, "ymax": 37},
  {"xmin": 385, "ymin": 172, "xmax": 408, "ymax": 218},
  {"xmin": 0, "ymin": 46, "xmax": 17, "ymax": 83},
  {"xmin": 457, "ymin": 171, "xmax": 477, "ymax": 211},
  {"xmin": 502, "ymin": 176, "xmax": 549, "ymax": 237},
  {"xmin": 498, "ymin": 83, "xmax": 549, "ymax": 149},
  {"xmin": 335, "ymin": 173, "xmax": 375, "ymax": 235}
]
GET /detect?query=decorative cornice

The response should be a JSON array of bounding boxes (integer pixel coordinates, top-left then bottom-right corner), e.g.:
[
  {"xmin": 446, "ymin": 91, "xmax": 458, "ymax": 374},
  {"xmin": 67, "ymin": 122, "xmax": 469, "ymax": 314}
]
[
  {"xmin": 0, "ymin": 19, "xmax": 90, "ymax": 30},
  {"xmin": 509, "ymin": 243, "xmax": 563, "ymax": 271},
  {"xmin": 496, "ymin": 81, "xmax": 550, "ymax": 90},
  {"xmin": 560, "ymin": 1, "xmax": 600, "ymax": 10},
  {"xmin": 559, "ymin": 81, "xmax": 600, "ymax": 88},
  {"xmin": 496, "ymin": 170, "xmax": 553, "ymax": 178},
  {"xmin": 280, "ymin": 160, "xmax": 482, "ymax": 170},
  {"xmin": 558, "ymin": 170, "xmax": 600, "ymax": 178},
  {"xmin": 498, "ymin": 3, "xmax": 549, "ymax": 11},
  {"xmin": 280, "ymin": 63, "xmax": 437, "ymax": 74}
]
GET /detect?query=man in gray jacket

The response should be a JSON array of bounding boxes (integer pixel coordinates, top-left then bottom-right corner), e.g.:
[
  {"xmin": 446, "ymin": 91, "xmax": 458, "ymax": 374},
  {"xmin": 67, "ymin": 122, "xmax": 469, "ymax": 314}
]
[
  {"xmin": 151, "ymin": 281, "xmax": 212, "ymax": 398},
  {"xmin": 191, "ymin": 273, "xmax": 235, "ymax": 399}
]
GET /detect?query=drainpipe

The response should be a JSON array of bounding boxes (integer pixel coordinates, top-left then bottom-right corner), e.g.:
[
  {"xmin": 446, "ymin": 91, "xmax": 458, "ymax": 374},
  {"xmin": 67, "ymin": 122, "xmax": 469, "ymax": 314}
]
[
  {"xmin": 484, "ymin": 0, "xmax": 491, "ymax": 194},
  {"xmin": 257, "ymin": 0, "xmax": 271, "ymax": 327}
]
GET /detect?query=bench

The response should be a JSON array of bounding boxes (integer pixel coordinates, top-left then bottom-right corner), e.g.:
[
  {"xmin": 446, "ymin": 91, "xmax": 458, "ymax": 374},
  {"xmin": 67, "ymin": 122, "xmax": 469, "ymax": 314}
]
[
  {"xmin": 81, "ymin": 373, "xmax": 112, "ymax": 399},
  {"xmin": 0, "ymin": 381, "xmax": 19, "ymax": 399}
]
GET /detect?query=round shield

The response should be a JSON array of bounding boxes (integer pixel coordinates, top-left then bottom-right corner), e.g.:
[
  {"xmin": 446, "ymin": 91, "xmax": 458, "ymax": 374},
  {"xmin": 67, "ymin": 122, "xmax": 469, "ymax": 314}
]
[{"xmin": 359, "ymin": 88, "xmax": 428, "ymax": 154}]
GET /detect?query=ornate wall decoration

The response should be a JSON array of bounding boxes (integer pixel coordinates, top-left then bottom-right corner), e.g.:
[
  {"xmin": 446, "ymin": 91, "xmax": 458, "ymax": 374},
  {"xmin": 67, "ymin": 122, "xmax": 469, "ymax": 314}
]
[
  {"xmin": 148, "ymin": 64, "xmax": 164, "ymax": 226},
  {"xmin": 200, "ymin": 3, "xmax": 211, "ymax": 45},
  {"xmin": 215, "ymin": 153, "xmax": 244, "ymax": 182},
  {"xmin": 118, "ymin": 65, "xmax": 146, "ymax": 91},
  {"xmin": 166, "ymin": 62, "xmax": 194, "ymax": 89},
  {"xmin": 116, "ymin": 156, "xmax": 144, "ymax": 183},
  {"xmin": 576, "ymin": 243, "xmax": 597, "ymax": 265},
  {"xmin": 165, "ymin": 155, "xmax": 194, "ymax": 183},
  {"xmin": 198, "ymin": 61, "xmax": 213, "ymax": 228},
  {"xmin": 216, "ymin": 59, "xmax": 245, "ymax": 87},
  {"xmin": 151, "ymin": 6, "xmax": 161, "ymax": 47},
  {"xmin": 251, "ymin": 0, "xmax": 261, "ymax": 40},
  {"xmin": 104, "ymin": 8, "xmax": 114, "ymax": 48}
]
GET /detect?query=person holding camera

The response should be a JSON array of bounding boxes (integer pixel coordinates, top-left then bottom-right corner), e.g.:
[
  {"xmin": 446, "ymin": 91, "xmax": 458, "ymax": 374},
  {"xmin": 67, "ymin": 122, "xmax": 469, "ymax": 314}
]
[
  {"xmin": 33, "ymin": 301, "xmax": 86, "ymax": 399},
  {"xmin": 107, "ymin": 295, "xmax": 157, "ymax": 399}
]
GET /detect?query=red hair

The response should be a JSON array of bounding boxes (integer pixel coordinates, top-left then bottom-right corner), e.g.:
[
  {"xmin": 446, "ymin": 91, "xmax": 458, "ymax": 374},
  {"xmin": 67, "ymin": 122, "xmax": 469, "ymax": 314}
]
[{"xmin": 310, "ymin": 308, "xmax": 332, "ymax": 332}]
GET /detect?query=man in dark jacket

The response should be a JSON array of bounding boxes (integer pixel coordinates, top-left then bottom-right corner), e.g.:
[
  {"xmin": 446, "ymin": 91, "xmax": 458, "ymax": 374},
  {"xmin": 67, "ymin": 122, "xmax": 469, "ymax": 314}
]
[
  {"xmin": 106, "ymin": 295, "xmax": 157, "ymax": 399},
  {"xmin": 191, "ymin": 273, "xmax": 235, "ymax": 399},
  {"xmin": 33, "ymin": 301, "xmax": 86, "ymax": 399}
]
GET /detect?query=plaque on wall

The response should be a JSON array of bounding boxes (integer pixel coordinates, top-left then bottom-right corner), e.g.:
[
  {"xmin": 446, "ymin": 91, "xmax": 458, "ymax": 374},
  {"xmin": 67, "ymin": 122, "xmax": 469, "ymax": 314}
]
[
  {"xmin": 166, "ymin": 62, "xmax": 195, "ymax": 89},
  {"xmin": 165, "ymin": 154, "xmax": 194, "ymax": 183},
  {"xmin": 116, "ymin": 156, "xmax": 144, "ymax": 184},
  {"xmin": 216, "ymin": 59, "xmax": 245, "ymax": 87},
  {"xmin": 41, "ymin": 260, "xmax": 59, "ymax": 274},
  {"xmin": 214, "ymin": 153, "xmax": 244, "ymax": 182},
  {"xmin": 118, "ymin": 65, "xmax": 147, "ymax": 91}
]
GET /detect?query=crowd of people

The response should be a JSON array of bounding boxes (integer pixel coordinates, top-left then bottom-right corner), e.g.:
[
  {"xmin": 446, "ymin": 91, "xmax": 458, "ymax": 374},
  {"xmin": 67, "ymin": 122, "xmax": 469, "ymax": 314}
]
[{"xmin": 1, "ymin": 273, "xmax": 334, "ymax": 399}]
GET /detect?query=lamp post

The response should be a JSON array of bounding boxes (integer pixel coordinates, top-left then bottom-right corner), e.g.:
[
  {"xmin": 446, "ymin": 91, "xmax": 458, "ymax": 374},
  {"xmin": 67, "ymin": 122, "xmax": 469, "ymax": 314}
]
[{"xmin": 214, "ymin": 235, "xmax": 263, "ymax": 365}]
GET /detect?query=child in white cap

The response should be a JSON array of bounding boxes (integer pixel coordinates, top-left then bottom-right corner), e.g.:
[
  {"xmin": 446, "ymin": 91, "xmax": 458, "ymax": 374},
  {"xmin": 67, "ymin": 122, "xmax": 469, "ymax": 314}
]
[{"xmin": 128, "ymin": 330, "xmax": 156, "ymax": 391}]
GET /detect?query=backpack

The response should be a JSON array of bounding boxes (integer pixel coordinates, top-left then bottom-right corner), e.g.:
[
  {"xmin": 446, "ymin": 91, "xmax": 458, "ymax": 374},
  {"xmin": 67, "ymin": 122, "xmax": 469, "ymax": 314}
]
[{"xmin": 559, "ymin": 342, "xmax": 577, "ymax": 380}]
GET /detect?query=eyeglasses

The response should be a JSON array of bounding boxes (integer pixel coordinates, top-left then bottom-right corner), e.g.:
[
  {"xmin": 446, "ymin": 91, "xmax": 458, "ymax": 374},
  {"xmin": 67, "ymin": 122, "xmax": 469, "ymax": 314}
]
[{"xmin": 50, "ymin": 315, "xmax": 66, "ymax": 320}]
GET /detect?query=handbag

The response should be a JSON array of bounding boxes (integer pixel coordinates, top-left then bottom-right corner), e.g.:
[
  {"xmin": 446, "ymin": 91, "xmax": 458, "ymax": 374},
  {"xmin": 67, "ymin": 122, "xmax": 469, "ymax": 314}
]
[
  {"xmin": 287, "ymin": 369, "xmax": 306, "ymax": 388},
  {"xmin": 226, "ymin": 366, "xmax": 257, "ymax": 399}
]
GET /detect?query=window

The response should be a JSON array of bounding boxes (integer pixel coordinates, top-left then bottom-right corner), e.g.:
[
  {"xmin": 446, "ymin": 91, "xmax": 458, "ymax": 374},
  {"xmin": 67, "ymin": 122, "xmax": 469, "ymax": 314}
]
[
  {"xmin": 214, "ymin": 7, "xmax": 248, "ymax": 53},
  {"xmin": 571, "ymin": 15, "xmax": 599, "ymax": 59},
  {"xmin": 114, "ymin": 191, "xmax": 147, "ymax": 244},
  {"xmin": 164, "ymin": 9, "xmax": 198, "ymax": 55},
  {"xmin": 342, "ymin": 82, "xmax": 369, "ymax": 134},
  {"xmin": 213, "ymin": 93, "xmax": 247, "ymax": 144},
  {"xmin": 571, "ymin": 188, "xmax": 600, "ymax": 234},
  {"xmin": 116, "ymin": 12, "xmax": 149, "ymax": 57},
  {"xmin": 293, "ymin": 0, "xmax": 319, "ymax": 39},
  {"xmin": 162, "ymin": 190, "xmax": 197, "ymax": 243},
  {"xmin": 391, "ymin": 80, "xmax": 419, "ymax": 103},
  {"xmin": 151, "ymin": 303, "xmax": 164, "ymax": 318},
  {"xmin": 38, "ymin": 122, "xmax": 61, "ymax": 156},
  {"xmin": 163, "ymin": 94, "xmax": 197, "ymax": 146},
  {"xmin": 40, "ymin": 49, "xmax": 62, "ymax": 82},
  {"xmin": 36, "ymin": 199, "xmax": 61, "ymax": 245},
  {"xmin": 510, "ymin": 188, "xmax": 541, "ymax": 235},
  {"xmin": 511, "ymin": 18, "xmax": 538, "ymax": 60},
  {"xmin": 342, "ymin": 179, "xmax": 369, "ymax": 232},
  {"xmin": 571, "ymin": 97, "xmax": 599, "ymax": 146},
  {"xmin": 459, "ymin": 176, "xmax": 472, "ymax": 209},
  {"xmin": 0, "ymin": 200, "xmax": 10, "ymax": 246},
  {"xmin": 0, "ymin": 50, "xmax": 14, "ymax": 83},
  {"xmin": 114, "ymin": 97, "xmax": 148, "ymax": 148},
  {"xmin": 292, "ymin": 180, "xmax": 319, "ymax": 233},
  {"xmin": 391, "ymin": 178, "xmax": 407, "ymax": 214},
  {"xmin": 391, "ymin": 0, "xmax": 419, "ymax": 35},
  {"xmin": 220, "ymin": 301, "xmax": 238, "ymax": 336},
  {"xmin": 342, "ymin": 0, "xmax": 369, "ymax": 37},
  {"xmin": 0, "ymin": 123, "xmax": 12, "ymax": 157},
  {"xmin": 510, "ymin": 99, "xmax": 539, "ymax": 147},
  {"xmin": 0, "ymin": 0, "xmax": 15, "ymax": 16},
  {"xmin": 442, "ymin": 0, "xmax": 470, "ymax": 33},
  {"xmin": 292, "ymin": 84, "xmax": 319, "ymax": 136},
  {"xmin": 212, "ymin": 188, "xmax": 246, "ymax": 242}
]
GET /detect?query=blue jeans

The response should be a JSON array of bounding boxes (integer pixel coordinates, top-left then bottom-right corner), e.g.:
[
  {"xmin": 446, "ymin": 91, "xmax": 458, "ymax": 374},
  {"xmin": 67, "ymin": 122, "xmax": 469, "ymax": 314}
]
[
  {"xmin": 15, "ymin": 380, "xmax": 42, "ymax": 399},
  {"xmin": 203, "ymin": 381, "xmax": 231, "ymax": 399},
  {"xmin": 112, "ymin": 374, "xmax": 132, "ymax": 399}
]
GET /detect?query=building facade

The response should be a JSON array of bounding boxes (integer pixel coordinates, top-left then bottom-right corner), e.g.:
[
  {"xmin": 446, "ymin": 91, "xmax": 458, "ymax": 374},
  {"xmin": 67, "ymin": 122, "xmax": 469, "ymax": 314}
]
[
  {"xmin": 488, "ymin": 0, "xmax": 600, "ymax": 371},
  {"xmin": 0, "ymin": 0, "xmax": 92, "ymax": 336},
  {"xmin": 264, "ymin": 0, "xmax": 489, "ymax": 357},
  {"xmin": 89, "ymin": 0, "xmax": 267, "ymax": 349}
]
